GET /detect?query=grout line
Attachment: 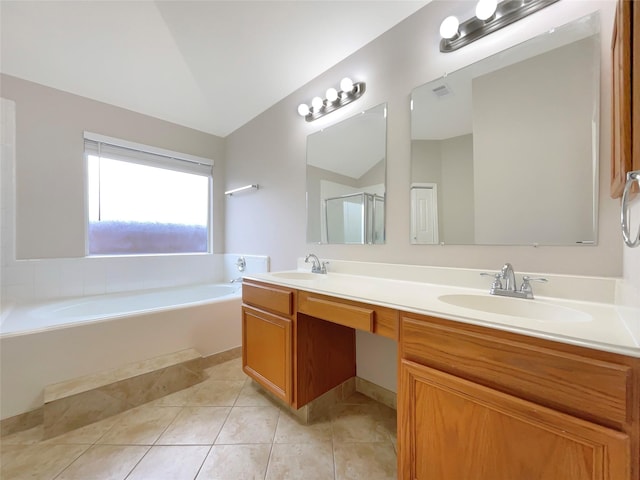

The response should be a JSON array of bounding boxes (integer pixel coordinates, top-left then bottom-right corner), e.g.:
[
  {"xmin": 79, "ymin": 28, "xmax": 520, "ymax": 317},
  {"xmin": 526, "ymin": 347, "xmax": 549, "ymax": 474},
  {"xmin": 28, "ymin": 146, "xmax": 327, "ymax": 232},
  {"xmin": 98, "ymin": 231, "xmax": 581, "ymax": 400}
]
[
  {"xmin": 121, "ymin": 445, "xmax": 153, "ymax": 480},
  {"xmin": 50, "ymin": 443, "xmax": 93, "ymax": 480},
  {"xmin": 192, "ymin": 444, "xmax": 214, "ymax": 480}
]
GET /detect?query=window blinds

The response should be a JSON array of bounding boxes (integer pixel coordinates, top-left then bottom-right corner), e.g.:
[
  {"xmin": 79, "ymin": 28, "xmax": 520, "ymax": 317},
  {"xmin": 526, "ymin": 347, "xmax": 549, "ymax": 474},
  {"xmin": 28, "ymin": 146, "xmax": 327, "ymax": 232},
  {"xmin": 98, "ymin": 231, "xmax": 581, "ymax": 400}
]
[{"xmin": 83, "ymin": 131, "xmax": 213, "ymax": 176}]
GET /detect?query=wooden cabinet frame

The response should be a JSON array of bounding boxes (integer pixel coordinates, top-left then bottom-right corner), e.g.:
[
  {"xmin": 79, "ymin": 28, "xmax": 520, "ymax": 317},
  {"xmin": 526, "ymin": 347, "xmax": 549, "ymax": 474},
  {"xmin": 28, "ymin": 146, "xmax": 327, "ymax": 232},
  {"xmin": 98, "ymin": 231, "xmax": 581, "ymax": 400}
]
[{"xmin": 611, "ymin": 0, "xmax": 639, "ymax": 197}]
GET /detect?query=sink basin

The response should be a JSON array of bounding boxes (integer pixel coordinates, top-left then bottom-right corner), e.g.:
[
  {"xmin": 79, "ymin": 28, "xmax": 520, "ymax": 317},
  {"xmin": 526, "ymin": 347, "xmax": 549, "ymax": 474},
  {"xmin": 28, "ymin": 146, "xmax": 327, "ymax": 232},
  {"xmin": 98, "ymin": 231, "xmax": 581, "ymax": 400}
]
[
  {"xmin": 438, "ymin": 294, "xmax": 592, "ymax": 322},
  {"xmin": 270, "ymin": 272, "xmax": 320, "ymax": 281}
]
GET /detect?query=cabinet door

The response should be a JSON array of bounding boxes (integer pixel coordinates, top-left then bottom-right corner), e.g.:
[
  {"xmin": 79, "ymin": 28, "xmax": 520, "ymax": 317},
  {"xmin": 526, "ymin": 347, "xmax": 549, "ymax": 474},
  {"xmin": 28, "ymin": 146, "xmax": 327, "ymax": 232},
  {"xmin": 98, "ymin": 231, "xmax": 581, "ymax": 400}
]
[
  {"xmin": 242, "ymin": 306, "xmax": 292, "ymax": 404},
  {"xmin": 399, "ymin": 359, "xmax": 630, "ymax": 480},
  {"xmin": 611, "ymin": 0, "xmax": 639, "ymax": 198}
]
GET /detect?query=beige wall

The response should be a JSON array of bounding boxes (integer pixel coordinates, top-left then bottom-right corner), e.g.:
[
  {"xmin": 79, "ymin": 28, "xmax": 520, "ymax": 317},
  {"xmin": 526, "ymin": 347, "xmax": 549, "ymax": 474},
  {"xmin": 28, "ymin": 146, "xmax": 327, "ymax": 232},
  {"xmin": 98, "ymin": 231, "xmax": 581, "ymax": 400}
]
[
  {"xmin": 441, "ymin": 134, "xmax": 474, "ymax": 243},
  {"xmin": 225, "ymin": 0, "xmax": 621, "ymax": 277},
  {"xmin": 0, "ymin": 74, "xmax": 226, "ymax": 259},
  {"xmin": 472, "ymin": 37, "xmax": 596, "ymax": 245}
]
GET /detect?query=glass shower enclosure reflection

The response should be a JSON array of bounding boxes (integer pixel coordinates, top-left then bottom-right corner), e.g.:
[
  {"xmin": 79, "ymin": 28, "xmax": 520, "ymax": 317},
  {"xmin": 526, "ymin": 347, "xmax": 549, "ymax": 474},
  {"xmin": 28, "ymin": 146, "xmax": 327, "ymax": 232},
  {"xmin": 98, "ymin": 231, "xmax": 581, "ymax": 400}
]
[{"xmin": 324, "ymin": 192, "xmax": 385, "ymax": 244}]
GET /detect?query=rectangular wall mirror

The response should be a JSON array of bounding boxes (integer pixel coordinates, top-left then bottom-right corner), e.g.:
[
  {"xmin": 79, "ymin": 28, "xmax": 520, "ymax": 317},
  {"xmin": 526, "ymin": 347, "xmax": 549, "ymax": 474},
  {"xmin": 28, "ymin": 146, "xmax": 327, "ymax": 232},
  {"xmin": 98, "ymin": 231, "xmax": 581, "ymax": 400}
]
[
  {"xmin": 307, "ymin": 103, "xmax": 387, "ymax": 244},
  {"xmin": 410, "ymin": 13, "xmax": 600, "ymax": 246}
]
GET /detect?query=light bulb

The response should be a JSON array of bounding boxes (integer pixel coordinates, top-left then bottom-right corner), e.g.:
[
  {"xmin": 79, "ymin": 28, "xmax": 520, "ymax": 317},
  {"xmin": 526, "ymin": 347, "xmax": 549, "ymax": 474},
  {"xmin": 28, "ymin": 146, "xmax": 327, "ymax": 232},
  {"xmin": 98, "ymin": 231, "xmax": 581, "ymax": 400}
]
[
  {"xmin": 326, "ymin": 87, "xmax": 338, "ymax": 103},
  {"xmin": 340, "ymin": 77, "xmax": 354, "ymax": 93},
  {"xmin": 311, "ymin": 96, "xmax": 324, "ymax": 111},
  {"xmin": 439, "ymin": 16, "xmax": 459, "ymax": 39},
  {"xmin": 297, "ymin": 103, "xmax": 310, "ymax": 117},
  {"xmin": 475, "ymin": 0, "xmax": 497, "ymax": 21}
]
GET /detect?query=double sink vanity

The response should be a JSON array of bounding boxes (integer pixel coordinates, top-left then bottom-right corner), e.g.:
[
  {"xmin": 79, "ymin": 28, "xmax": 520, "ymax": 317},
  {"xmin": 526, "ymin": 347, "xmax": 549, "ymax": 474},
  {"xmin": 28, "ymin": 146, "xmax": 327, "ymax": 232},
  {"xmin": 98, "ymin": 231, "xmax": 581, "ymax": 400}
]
[
  {"xmin": 241, "ymin": 261, "xmax": 640, "ymax": 480},
  {"xmin": 246, "ymin": 8, "xmax": 639, "ymax": 478}
]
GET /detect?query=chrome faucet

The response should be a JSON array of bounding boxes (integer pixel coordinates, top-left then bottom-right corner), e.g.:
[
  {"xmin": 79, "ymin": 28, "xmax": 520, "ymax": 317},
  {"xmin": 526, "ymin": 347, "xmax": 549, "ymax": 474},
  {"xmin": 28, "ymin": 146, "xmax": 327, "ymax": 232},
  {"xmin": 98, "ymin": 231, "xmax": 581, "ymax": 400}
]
[
  {"xmin": 481, "ymin": 263, "xmax": 547, "ymax": 299},
  {"xmin": 500, "ymin": 263, "xmax": 517, "ymax": 292},
  {"xmin": 305, "ymin": 253, "xmax": 328, "ymax": 274}
]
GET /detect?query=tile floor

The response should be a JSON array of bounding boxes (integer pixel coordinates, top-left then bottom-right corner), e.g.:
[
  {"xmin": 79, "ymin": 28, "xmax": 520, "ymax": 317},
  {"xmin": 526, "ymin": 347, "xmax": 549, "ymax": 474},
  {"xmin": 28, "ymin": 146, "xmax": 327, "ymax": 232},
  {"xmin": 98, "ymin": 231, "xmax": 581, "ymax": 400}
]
[{"xmin": 1, "ymin": 358, "xmax": 398, "ymax": 480}]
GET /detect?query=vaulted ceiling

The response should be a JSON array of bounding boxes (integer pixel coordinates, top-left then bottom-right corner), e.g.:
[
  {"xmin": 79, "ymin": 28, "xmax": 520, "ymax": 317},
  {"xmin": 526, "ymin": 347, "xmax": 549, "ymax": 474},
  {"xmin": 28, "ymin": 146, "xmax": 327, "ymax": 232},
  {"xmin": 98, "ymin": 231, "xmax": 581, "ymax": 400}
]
[{"xmin": 1, "ymin": 1, "xmax": 429, "ymax": 137}]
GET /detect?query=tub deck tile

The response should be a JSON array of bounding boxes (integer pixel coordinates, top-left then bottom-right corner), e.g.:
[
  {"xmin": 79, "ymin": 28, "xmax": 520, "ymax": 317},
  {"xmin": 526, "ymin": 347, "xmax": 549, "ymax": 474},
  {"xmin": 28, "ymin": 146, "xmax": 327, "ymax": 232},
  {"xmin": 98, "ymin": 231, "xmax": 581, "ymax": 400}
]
[{"xmin": 42, "ymin": 349, "xmax": 205, "ymax": 439}]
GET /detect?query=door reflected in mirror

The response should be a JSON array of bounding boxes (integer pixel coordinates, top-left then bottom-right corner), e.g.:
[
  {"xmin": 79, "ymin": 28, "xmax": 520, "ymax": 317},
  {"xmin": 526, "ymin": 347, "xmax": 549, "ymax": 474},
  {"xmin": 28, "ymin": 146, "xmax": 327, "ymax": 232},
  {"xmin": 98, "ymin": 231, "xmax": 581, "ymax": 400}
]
[
  {"xmin": 410, "ymin": 13, "xmax": 600, "ymax": 246},
  {"xmin": 307, "ymin": 103, "xmax": 387, "ymax": 244}
]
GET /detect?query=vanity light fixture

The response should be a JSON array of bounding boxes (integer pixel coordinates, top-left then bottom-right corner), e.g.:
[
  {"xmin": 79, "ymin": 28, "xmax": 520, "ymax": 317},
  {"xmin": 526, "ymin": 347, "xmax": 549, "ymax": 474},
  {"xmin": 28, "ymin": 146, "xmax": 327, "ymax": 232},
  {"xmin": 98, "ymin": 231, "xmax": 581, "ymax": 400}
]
[
  {"xmin": 439, "ymin": 0, "xmax": 559, "ymax": 53},
  {"xmin": 297, "ymin": 77, "xmax": 366, "ymax": 122}
]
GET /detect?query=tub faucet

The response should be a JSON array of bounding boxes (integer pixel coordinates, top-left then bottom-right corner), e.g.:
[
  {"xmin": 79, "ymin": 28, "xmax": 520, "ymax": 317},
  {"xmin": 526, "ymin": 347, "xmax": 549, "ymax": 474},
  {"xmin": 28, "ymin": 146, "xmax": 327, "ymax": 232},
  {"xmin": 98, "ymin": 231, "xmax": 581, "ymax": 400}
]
[{"xmin": 305, "ymin": 253, "xmax": 328, "ymax": 274}]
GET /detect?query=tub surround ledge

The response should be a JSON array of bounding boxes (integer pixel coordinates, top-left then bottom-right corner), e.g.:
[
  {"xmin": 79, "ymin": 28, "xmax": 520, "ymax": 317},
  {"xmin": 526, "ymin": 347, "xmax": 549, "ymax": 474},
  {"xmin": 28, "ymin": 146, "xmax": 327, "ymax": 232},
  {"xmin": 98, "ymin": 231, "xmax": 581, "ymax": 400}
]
[{"xmin": 42, "ymin": 349, "xmax": 205, "ymax": 439}]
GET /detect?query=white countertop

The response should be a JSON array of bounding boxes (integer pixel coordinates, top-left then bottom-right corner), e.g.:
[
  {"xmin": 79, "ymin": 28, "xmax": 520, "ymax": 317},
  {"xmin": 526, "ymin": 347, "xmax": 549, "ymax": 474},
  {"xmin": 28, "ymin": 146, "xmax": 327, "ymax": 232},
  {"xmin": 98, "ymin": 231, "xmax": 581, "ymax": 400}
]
[{"xmin": 244, "ymin": 270, "xmax": 640, "ymax": 358}]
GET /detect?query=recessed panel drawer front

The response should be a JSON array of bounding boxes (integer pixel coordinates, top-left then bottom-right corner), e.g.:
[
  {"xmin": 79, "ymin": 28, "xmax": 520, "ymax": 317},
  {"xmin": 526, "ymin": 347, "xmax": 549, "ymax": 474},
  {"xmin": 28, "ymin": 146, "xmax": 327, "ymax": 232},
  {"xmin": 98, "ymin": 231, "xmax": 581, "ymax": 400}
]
[
  {"xmin": 298, "ymin": 291, "xmax": 374, "ymax": 332},
  {"xmin": 242, "ymin": 281, "xmax": 294, "ymax": 317},
  {"xmin": 401, "ymin": 314, "xmax": 631, "ymax": 427}
]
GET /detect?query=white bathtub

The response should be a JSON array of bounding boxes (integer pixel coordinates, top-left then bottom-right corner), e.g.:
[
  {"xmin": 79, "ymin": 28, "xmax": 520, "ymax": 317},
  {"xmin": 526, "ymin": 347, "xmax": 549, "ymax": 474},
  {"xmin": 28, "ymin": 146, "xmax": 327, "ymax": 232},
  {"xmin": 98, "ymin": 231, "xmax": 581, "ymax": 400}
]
[{"xmin": 0, "ymin": 283, "xmax": 242, "ymax": 420}]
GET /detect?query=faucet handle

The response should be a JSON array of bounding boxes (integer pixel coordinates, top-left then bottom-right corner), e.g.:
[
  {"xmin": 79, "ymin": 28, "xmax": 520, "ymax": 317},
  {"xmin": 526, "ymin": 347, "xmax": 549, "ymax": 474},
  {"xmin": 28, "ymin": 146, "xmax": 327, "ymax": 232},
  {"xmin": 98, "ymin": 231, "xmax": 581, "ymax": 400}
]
[
  {"xmin": 520, "ymin": 276, "xmax": 548, "ymax": 296},
  {"xmin": 320, "ymin": 261, "xmax": 329, "ymax": 274},
  {"xmin": 480, "ymin": 272, "xmax": 503, "ymax": 290}
]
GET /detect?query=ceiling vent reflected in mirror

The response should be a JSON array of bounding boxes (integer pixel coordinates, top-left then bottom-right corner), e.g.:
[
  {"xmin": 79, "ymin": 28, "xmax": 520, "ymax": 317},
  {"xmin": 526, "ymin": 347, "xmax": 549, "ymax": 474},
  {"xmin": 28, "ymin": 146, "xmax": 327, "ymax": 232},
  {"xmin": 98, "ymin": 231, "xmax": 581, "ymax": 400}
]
[{"xmin": 432, "ymin": 84, "xmax": 453, "ymax": 98}]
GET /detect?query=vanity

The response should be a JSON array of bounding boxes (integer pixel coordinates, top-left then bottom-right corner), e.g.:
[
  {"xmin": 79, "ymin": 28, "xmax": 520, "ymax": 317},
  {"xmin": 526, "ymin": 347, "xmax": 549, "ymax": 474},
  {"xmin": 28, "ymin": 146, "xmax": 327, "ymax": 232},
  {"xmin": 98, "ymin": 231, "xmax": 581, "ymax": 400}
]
[{"xmin": 241, "ymin": 267, "xmax": 640, "ymax": 480}]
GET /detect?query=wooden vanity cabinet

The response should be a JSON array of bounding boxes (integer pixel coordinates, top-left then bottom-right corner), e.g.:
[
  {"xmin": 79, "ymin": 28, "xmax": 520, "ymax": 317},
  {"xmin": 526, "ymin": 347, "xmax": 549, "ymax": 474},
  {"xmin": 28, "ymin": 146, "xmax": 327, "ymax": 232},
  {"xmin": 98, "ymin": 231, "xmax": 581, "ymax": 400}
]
[
  {"xmin": 242, "ymin": 280, "xmax": 295, "ymax": 403},
  {"xmin": 242, "ymin": 280, "xmax": 358, "ymax": 409},
  {"xmin": 611, "ymin": 0, "xmax": 639, "ymax": 197},
  {"xmin": 399, "ymin": 313, "xmax": 640, "ymax": 480}
]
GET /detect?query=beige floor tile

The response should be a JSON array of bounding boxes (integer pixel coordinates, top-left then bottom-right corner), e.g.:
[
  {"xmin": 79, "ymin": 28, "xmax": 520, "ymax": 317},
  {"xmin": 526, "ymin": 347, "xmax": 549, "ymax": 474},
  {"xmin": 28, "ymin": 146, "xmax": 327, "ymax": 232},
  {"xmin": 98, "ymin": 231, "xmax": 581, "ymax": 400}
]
[
  {"xmin": 126, "ymin": 445, "xmax": 210, "ymax": 480},
  {"xmin": 0, "ymin": 444, "xmax": 24, "ymax": 466},
  {"xmin": 187, "ymin": 380, "xmax": 245, "ymax": 406},
  {"xmin": 55, "ymin": 444, "xmax": 149, "ymax": 480},
  {"xmin": 274, "ymin": 410, "xmax": 333, "ymax": 444},
  {"xmin": 331, "ymin": 404, "xmax": 396, "ymax": 444},
  {"xmin": 334, "ymin": 442, "xmax": 397, "ymax": 480},
  {"xmin": 265, "ymin": 442, "xmax": 335, "ymax": 480},
  {"xmin": 205, "ymin": 358, "xmax": 246, "ymax": 381},
  {"xmin": 156, "ymin": 406, "xmax": 230, "ymax": 445},
  {"xmin": 234, "ymin": 380, "xmax": 278, "ymax": 407},
  {"xmin": 215, "ymin": 406, "xmax": 280, "ymax": 445},
  {"xmin": 0, "ymin": 443, "xmax": 89, "ymax": 480},
  {"xmin": 196, "ymin": 444, "xmax": 271, "ymax": 480},
  {"xmin": 1, "ymin": 378, "xmax": 400, "ymax": 478},
  {"xmin": 97, "ymin": 405, "xmax": 181, "ymax": 445}
]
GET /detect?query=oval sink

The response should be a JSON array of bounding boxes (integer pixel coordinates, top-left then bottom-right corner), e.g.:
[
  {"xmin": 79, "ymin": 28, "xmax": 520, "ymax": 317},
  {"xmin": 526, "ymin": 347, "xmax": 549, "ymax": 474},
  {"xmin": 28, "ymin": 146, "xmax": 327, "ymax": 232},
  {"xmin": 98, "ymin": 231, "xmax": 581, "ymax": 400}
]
[
  {"xmin": 270, "ymin": 272, "xmax": 319, "ymax": 281},
  {"xmin": 438, "ymin": 294, "xmax": 592, "ymax": 323}
]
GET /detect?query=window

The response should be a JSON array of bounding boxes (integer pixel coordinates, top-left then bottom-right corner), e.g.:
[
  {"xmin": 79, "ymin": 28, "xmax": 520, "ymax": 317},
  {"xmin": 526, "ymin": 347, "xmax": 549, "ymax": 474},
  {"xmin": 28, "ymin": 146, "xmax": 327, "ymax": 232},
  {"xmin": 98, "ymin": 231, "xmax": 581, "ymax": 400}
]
[{"xmin": 85, "ymin": 132, "xmax": 213, "ymax": 255}]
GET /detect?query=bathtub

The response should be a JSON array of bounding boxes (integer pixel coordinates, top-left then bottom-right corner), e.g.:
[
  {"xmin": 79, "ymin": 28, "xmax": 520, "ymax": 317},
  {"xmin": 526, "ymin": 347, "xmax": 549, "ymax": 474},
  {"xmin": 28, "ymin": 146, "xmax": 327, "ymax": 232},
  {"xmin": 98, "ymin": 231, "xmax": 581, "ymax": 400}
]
[{"xmin": 0, "ymin": 283, "xmax": 242, "ymax": 420}]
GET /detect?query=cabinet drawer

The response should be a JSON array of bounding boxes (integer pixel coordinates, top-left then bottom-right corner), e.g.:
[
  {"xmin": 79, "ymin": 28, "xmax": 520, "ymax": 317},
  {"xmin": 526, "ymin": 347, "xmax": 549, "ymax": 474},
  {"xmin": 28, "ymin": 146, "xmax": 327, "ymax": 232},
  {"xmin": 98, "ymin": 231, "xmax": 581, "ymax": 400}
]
[
  {"xmin": 401, "ymin": 314, "xmax": 632, "ymax": 427},
  {"xmin": 299, "ymin": 291, "xmax": 373, "ymax": 332},
  {"xmin": 243, "ymin": 281, "xmax": 294, "ymax": 317},
  {"xmin": 298, "ymin": 291, "xmax": 398, "ymax": 339}
]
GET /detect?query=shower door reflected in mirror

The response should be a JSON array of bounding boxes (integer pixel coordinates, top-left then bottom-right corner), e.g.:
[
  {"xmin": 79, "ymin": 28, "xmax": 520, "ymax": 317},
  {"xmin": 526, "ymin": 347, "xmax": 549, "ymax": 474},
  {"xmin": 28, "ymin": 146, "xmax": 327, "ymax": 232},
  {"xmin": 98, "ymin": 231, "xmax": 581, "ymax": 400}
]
[
  {"xmin": 307, "ymin": 103, "xmax": 387, "ymax": 244},
  {"xmin": 325, "ymin": 192, "xmax": 385, "ymax": 244},
  {"xmin": 410, "ymin": 13, "xmax": 600, "ymax": 246}
]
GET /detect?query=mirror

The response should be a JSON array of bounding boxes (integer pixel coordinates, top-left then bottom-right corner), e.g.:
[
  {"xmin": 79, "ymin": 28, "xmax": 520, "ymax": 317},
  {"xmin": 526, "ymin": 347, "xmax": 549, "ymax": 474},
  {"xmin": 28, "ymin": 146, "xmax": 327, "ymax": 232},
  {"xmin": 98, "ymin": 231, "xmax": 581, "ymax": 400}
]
[
  {"xmin": 410, "ymin": 13, "xmax": 600, "ymax": 246},
  {"xmin": 307, "ymin": 103, "xmax": 387, "ymax": 244}
]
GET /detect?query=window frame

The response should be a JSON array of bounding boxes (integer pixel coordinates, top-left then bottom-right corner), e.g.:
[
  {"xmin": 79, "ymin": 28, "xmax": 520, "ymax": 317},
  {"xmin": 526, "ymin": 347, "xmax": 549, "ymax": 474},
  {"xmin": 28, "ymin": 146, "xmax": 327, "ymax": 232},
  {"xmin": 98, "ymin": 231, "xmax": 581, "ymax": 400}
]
[{"xmin": 83, "ymin": 131, "xmax": 214, "ymax": 257}]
